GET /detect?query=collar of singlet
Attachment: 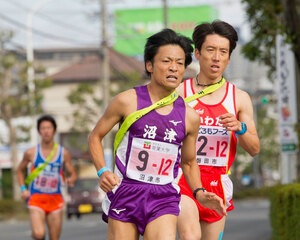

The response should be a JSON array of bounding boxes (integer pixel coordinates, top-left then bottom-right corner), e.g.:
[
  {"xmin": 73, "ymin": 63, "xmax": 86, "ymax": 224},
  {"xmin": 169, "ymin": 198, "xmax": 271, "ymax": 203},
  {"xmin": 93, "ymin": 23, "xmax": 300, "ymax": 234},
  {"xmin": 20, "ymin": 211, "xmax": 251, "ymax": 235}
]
[{"xmin": 184, "ymin": 77, "xmax": 226, "ymax": 103}]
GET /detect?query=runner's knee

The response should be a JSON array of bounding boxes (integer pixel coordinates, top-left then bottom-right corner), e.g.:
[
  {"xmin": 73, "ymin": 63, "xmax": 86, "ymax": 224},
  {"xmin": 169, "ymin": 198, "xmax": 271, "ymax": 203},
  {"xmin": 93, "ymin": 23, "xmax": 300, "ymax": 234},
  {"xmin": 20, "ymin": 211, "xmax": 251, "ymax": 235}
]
[
  {"xmin": 32, "ymin": 230, "xmax": 45, "ymax": 240},
  {"xmin": 178, "ymin": 230, "xmax": 201, "ymax": 240}
]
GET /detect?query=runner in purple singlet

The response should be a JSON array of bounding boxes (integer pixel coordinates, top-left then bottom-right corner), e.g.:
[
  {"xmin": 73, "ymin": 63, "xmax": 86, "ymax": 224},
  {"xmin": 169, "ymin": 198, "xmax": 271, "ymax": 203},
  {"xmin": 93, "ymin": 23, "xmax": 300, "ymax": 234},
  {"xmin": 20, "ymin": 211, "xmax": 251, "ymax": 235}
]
[{"xmin": 88, "ymin": 29, "xmax": 227, "ymax": 240}]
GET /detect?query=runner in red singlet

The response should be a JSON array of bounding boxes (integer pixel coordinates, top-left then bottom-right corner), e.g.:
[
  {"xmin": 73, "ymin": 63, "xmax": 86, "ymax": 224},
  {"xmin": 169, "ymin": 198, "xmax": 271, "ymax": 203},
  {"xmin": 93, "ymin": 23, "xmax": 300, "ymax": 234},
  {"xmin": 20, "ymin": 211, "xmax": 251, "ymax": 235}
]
[{"xmin": 176, "ymin": 20, "xmax": 260, "ymax": 240}]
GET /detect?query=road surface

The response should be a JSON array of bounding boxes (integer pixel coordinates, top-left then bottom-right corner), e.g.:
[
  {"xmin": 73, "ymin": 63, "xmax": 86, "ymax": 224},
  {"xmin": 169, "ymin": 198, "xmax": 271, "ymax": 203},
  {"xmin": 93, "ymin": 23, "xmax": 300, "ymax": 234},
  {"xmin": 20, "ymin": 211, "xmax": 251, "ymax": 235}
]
[{"xmin": 0, "ymin": 198, "xmax": 271, "ymax": 240}]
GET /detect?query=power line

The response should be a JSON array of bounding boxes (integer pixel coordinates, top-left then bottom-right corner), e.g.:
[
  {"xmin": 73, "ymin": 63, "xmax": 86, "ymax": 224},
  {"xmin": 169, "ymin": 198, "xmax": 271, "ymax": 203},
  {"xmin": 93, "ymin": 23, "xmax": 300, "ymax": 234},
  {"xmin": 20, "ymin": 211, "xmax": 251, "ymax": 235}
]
[
  {"xmin": 0, "ymin": 12, "xmax": 98, "ymax": 46},
  {"xmin": 6, "ymin": 0, "xmax": 99, "ymax": 37}
]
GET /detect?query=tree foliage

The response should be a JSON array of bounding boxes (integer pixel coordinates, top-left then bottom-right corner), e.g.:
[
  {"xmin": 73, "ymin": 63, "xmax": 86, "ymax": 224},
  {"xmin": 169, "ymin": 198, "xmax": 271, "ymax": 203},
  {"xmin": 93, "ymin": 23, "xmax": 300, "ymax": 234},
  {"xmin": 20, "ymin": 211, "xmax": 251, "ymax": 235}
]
[
  {"xmin": 241, "ymin": 0, "xmax": 300, "ymax": 79},
  {"xmin": 67, "ymin": 71, "xmax": 143, "ymax": 133},
  {"xmin": 256, "ymin": 107, "xmax": 280, "ymax": 170},
  {"xmin": 66, "ymin": 70, "xmax": 144, "ymax": 156},
  {"xmin": 0, "ymin": 31, "xmax": 51, "ymax": 199}
]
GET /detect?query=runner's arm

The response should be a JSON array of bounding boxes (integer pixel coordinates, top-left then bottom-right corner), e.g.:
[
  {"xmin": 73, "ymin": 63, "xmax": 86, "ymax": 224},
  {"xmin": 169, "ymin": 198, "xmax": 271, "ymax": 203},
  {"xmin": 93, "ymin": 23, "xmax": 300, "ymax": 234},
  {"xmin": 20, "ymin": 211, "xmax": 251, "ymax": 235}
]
[
  {"xmin": 181, "ymin": 106, "xmax": 227, "ymax": 217},
  {"xmin": 63, "ymin": 149, "xmax": 77, "ymax": 187},
  {"xmin": 16, "ymin": 148, "xmax": 34, "ymax": 200},
  {"xmin": 88, "ymin": 89, "xmax": 136, "ymax": 192},
  {"xmin": 219, "ymin": 89, "xmax": 260, "ymax": 156}
]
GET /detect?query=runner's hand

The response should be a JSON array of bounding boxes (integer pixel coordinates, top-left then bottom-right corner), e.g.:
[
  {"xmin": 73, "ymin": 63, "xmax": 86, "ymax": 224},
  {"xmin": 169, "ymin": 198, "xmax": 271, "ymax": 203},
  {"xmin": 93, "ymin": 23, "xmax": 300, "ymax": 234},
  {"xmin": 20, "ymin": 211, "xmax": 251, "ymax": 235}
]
[
  {"xmin": 99, "ymin": 171, "xmax": 121, "ymax": 192},
  {"xmin": 21, "ymin": 189, "xmax": 30, "ymax": 201},
  {"xmin": 196, "ymin": 191, "xmax": 227, "ymax": 217},
  {"xmin": 67, "ymin": 177, "xmax": 75, "ymax": 187},
  {"xmin": 219, "ymin": 113, "xmax": 241, "ymax": 132}
]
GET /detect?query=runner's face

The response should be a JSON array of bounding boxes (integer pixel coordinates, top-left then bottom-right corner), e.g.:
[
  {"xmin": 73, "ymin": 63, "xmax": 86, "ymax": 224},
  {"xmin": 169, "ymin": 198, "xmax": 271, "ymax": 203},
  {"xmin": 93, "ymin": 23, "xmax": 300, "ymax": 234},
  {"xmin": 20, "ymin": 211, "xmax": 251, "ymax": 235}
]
[
  {"xmin": 146, "ymin": 44, "xmax": 185, "ymax": 90},
  {"xmin": 195, "ymin": 34, "xmax": 230, "ymax": 81},
  {"xmin": 39, "ymin": 121, "xmax": 55, "ymax": 143}
]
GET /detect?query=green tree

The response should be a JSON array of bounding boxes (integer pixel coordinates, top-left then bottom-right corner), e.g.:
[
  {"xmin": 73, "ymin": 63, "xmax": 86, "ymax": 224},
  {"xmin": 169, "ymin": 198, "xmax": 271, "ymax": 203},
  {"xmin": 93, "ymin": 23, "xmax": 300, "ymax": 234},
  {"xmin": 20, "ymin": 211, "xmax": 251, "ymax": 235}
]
[
  {"xmin": 67, "ymin": 70, "xmax": 143, "ymax": 154},
  {"xmin": 241, "ymin": 0, "xmax": 300, "ymax": 79},
  {"xmin": 256, "ymin": 107, "xmax": 280, "ymax": 171},
  {"xmin": 242, "ymin": 0, "xmax": 300, "ymax": 179},
  {"xmin": 0, "ymin": 31, "xmax": 51, "ymax": 200}
]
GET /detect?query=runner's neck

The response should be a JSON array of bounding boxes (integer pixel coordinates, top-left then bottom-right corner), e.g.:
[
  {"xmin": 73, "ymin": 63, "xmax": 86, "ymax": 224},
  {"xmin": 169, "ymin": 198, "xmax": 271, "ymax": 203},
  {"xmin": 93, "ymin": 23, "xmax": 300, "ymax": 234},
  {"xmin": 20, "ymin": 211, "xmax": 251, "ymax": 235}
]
[
  {"xmin": 41, "ymin": 141, "xmax": 55, "ymax": 151},
  {"xmin": 147, "ymin": 84, "xmax": 175, "ymax": 103}
]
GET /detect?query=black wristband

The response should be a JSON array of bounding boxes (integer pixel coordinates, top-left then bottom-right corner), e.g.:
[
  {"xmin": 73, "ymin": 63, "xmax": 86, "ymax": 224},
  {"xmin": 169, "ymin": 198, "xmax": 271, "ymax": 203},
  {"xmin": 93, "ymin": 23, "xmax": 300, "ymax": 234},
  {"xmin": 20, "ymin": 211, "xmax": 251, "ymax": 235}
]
[{"xmin": 193, "ymin": 187, "xmax": 206, "ymax": 199}]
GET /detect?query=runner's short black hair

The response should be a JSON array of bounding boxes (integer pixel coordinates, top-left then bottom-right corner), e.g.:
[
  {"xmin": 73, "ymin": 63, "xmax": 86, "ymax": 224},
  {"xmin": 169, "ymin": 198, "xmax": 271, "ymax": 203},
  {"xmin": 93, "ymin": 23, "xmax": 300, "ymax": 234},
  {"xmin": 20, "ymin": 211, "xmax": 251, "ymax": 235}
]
[
  {"xmin": 193, "ymin": 20, "xmax": 238, "ymax": 56},
  {"xmin": 144, "ymin": 28, "xmax": 193, "ymax": 77},
  {"xmin": 37, "ymin": 115, "xmax": 57, "ymax": 132}
]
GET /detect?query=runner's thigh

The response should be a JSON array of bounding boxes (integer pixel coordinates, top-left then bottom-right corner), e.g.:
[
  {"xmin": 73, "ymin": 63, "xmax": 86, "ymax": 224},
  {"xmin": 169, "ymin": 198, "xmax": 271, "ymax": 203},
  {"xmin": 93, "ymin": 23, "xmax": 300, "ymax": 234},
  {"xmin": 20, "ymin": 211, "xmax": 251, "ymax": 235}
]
[
  {"xmin": 177, "ymin": 195, "xmax": 201, "ymax": 240},
  {"xmin": 29, "ymin": 208, "xmax": 46, "ymax": 239},
  {"xmin": 108, "ymin": 217, "xmax": 139, "ymax": 240},
  {"xmin": 144, "ymin": 214, "xmax": 177, "ymax": 240},
  {"xmin": 46, "ymin": 210, "xmax": 63, "ymax": 240}
]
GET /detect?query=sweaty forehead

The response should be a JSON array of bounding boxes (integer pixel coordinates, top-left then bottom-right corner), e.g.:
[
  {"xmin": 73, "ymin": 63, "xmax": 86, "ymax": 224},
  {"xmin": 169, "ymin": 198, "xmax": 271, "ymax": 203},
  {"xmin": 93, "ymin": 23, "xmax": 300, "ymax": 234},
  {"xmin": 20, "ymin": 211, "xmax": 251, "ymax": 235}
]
[
  {"xmin": 203, "ymin": 34, "xmax": 230, "ymax": 49},
  {"xmin": 155, "ymin": 45, "xmax": 185, "ymax": 59}
]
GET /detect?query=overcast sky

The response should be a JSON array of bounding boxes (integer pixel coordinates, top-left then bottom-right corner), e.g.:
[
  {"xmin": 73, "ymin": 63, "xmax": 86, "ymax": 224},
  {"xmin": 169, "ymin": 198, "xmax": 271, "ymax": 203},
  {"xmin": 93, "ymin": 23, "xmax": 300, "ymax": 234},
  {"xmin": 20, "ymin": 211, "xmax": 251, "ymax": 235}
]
[{"xmin": 0, "ymin": 0, "xmax": 250, "ymax": 50}]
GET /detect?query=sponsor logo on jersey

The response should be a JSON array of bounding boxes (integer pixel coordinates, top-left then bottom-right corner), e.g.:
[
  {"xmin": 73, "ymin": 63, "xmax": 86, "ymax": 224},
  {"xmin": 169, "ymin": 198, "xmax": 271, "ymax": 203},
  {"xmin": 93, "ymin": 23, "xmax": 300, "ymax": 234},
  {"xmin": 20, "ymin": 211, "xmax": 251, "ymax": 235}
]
[
  {"xmin": 169, "ymin": 120, "xmax": 182, "ymax": 126},
  {"xmin": 112, "ymin": 208, "xmax": 126, "ymax": 214},
  {"xmin": 210, "ymin": 180, "xmax": 218, "ymax": 186}
]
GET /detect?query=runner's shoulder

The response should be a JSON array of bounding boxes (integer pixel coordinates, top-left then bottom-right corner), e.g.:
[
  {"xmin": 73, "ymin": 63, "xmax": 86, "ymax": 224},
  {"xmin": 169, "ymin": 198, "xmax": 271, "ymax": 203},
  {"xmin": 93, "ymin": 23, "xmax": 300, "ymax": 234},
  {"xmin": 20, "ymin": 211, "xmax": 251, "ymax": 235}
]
[
  {"xmin": 112, "ymin": 88, "xmax": 137, "ymax": 108},
  {"xmin": 235, "ymin": 87, "xmax": 251, "ymax": 102},
  {"xmin": 233, "ymin": 84, "xmax": 247, "ymax": 94},
  {"xmin": 23, "ymin": 146, "xmax": 36, "ymax": 162},
  {"xmin": 177, "ymin": 81, "xmax": 185, "ymax": 97},
  {"xmin": 185, "ymin": 104, "xmax": 200, "ymax": 125}
]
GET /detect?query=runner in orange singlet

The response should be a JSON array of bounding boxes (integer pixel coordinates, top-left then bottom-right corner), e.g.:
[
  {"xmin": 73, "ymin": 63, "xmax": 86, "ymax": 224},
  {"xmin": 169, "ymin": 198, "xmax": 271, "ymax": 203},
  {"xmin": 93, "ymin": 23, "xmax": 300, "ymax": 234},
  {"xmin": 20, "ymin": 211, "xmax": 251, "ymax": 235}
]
[{"xmin": 176, "ymin": 20, "xmax": 260, "ymax": 240}]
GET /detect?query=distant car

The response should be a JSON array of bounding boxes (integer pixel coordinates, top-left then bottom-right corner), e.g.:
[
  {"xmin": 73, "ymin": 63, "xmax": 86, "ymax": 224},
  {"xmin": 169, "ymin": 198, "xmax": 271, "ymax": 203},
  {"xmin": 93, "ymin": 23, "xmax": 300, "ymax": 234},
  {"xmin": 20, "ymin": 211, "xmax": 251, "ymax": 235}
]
[{"xmin": 65, "ymin": 178, "xmax": 105, "ymax": 219}]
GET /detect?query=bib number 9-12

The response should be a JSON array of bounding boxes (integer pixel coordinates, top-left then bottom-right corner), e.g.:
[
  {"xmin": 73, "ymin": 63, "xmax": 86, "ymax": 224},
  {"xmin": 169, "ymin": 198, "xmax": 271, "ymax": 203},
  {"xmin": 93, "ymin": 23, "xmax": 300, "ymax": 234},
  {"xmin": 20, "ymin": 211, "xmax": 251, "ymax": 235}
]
[{"xmin": 137, "ymin": 150, "xmax": 172, "ymax": 176}]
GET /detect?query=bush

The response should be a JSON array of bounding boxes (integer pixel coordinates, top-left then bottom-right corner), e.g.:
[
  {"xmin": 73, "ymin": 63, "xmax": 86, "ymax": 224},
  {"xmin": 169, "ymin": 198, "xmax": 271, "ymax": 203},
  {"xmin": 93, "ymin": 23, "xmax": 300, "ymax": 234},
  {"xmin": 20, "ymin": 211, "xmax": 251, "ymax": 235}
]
[
  {"xmin": 233, "ymin": 186, "xmax": 275, "ymax": 199},
  {"xmin": 270, "ymin": 184, "xmax": 300, "ymax": 240},
  {"xmin": 0, "ymin": 199, "xmax": 28, "ymax": 219}
]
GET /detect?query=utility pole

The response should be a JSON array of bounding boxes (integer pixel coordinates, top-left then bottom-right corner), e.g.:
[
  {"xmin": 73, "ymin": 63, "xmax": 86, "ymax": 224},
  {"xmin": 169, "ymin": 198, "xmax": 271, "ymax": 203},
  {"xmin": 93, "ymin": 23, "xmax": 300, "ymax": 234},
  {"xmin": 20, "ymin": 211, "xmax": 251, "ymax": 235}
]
[
  {"xmin": 99, "ymin": 0, "xmax": 112, "ymax": 169},
  {"xmin": 162, "ymin": 0, "xmax": 168, "ymax": 28}
]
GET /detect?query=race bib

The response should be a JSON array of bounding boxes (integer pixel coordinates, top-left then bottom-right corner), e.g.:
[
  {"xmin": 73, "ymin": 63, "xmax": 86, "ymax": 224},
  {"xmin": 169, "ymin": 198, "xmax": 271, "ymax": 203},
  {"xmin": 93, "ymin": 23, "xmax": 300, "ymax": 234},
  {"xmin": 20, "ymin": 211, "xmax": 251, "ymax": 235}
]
[
  {"xmin": 33, "ymin": 172, "xmax": 59, "ymax": 193},
  {"xmin": 127, "ymin": 138, "xmax": 179, "ymax": 185},
  {"xmin": 196, "ymin": 126, "xmax": 231, "ymax": 166}
]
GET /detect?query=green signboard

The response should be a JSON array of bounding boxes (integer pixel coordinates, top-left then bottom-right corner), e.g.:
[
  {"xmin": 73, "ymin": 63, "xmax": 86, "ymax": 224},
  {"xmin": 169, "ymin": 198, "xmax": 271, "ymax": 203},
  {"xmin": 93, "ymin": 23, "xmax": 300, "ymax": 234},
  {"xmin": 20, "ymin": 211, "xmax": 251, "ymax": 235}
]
[
  {"xmin": 281, "ymin": 143, "xmax": 297, "ymax": 152},
  {"xmin": 114, "ymin": 6, "xmax": 218, "ymax": 56}
]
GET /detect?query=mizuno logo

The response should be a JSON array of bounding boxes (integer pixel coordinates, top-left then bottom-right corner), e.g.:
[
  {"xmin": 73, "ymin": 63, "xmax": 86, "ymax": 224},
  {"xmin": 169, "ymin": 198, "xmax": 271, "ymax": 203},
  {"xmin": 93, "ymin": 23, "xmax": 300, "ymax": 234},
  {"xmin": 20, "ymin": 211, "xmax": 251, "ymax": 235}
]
[
  {"xmin": 112, "ymin": 208, "xmax": 126, "ymax": 214},
  {"xmin": 169, "ymin": 120, "xmax": 182, "ymax": 126}
]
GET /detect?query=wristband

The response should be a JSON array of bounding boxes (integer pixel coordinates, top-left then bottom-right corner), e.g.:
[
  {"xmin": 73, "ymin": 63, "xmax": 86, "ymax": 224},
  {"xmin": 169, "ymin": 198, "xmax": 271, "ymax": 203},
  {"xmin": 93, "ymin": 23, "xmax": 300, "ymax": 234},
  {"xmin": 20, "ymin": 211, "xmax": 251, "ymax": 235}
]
[
  {"xmin": 235, "ymin": 122, "xmax": 247, "ymax": 135},
  {"xmin": 97, "ymin": 167, "xmax": 110, "ymax": 178},
  {"xmin": 193, "ymin": 187, "xmax": 206, "ymax": 199},
  {"xmin": 20, "ymin": 185, "xmax": 27, "ymax": 193}
]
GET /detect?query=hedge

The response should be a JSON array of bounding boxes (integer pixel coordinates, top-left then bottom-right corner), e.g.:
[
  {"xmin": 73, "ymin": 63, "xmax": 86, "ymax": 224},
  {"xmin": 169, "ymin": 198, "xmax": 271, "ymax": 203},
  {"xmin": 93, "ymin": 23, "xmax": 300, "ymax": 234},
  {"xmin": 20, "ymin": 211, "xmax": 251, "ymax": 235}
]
[{"xmin": 270, "ymin": 184, "xmax": 300, "ymax": 240}]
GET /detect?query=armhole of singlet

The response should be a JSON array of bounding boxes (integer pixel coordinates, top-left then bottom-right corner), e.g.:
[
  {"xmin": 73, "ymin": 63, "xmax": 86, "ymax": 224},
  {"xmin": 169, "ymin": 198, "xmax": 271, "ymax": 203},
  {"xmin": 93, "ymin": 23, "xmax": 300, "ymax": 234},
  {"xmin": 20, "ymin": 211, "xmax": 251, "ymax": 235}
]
[
  {"xmin": 33, "ymin": 145, "xmax": 39, "ymax": 164},
  {"xmin": 60, "ymin": 145, "xmax": 64, "ymax": 165},
  {"xmin": 135, "ymin": 85, "xmax": 150, "ymax": 110},
  {"xmin": 27, "ymin": 145, "xmax": 39, "ymax": 180},
  {"xmin": 232, "ymin": 84, "xmax": 237, "ymax": 116}
]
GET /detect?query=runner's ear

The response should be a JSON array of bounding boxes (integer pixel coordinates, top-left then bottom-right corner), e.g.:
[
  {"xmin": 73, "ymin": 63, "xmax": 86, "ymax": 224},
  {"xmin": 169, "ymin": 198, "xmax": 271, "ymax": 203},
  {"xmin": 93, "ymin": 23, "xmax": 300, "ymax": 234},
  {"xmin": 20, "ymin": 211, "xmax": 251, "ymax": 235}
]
[
  {"xmin": 146, "ymin": 60, "xmax": 153, "ymax": 74},
  {"xmin": 194, "ymin": 48, "xmax": 200, "ymax": 60}
]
